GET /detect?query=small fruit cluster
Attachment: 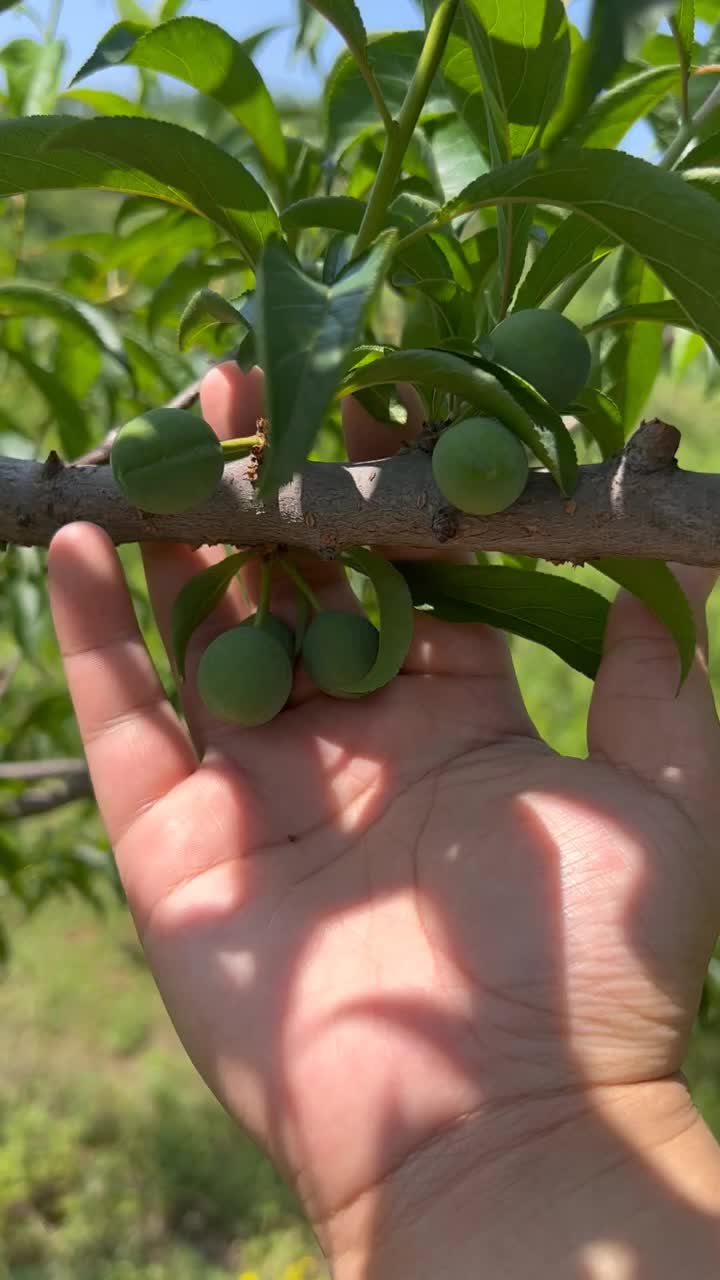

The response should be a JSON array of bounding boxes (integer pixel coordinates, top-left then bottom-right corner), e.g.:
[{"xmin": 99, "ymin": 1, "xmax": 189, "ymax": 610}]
[
  {"xmin": 198, "ymin": 607, "xmax": 380, "ymax": 727},
  {"xmin": 431, "ymin": 309, "xmax": 591, "ymax": 516}
]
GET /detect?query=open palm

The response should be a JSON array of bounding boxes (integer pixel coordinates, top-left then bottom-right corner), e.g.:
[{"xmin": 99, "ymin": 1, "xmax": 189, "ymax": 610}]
[{"xmin": 48, "ymin": 364, "xmax": 720, "ymax": 1252}]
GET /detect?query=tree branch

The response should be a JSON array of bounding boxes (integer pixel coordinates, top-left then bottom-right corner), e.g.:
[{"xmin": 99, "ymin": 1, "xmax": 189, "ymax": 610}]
[
  {"xmin": 0, "ymin": 758, "xmax": 88, "ymax": 781},
  {"xmin": 2, "ymin": 420, "xmax": 720, "ymax": 566},
  {"xmin": 1, "ymin": 770, "xmax": 93, "ymax": 819}
]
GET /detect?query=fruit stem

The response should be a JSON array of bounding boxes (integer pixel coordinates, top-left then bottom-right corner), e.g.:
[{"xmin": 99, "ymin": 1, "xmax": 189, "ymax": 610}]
[
  {"xmin": 221, "ymin": 435, "xmax": 263, "ymax": 462},
  {"xmin": 255, "ymin": 559, "xmax": 272, "ymax": 627},
  {"xmin": 277, "ymin": 556, "xmax": 321, "ymax": 612}
]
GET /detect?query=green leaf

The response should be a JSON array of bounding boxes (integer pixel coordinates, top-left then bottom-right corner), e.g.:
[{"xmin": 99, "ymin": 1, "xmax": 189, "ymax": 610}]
[
  {"xmin": 124, "ymin": 336, "xmax": 178, "ymax": 396},
  {"xmin": 177, "ymin": 288, "xmax": 250, "ymax": 351},
  {"xmin": 569, "ymin": 388, "xmax": 625, "ymax": 459},
  {"xmin": 591, "ymin": 559, "xmax": 696, "ymax": 686},
  {"xmin": 281, "ymin": 195, "xmax": 366, "ymax": 234},
  {"xmin": 256, "ymin": 232, "xmax": 397, "ymax": 497},
  {"xmin": 675, "ymin": 0, "xmax": 695, "ymax": 60},
  {"xmin": 4, "ymin": 349, "xmax": 90, "ymax": 457},
  {"xmin": 0, "ymin": 117, "xmax": 279, "ymax": 266},
  {"xmin": 340, "ymin": 549, "xmax": 415, "ymax": 693},
  {"xmin": 575, "ymin": 66, "xmax": 679, "ymax": 150},
  {"xmin": 148, "ymin": 260, "xmax": 249, "ymax": 336},
  {"xmin": 544, "ymin": 0, "xmax": 677, "ymax": 147},
  {"xmin": 514, "ymin": 214, "xmax": 613, "ymax": 312},
  {"xmin": 426, "ymin": 114, "xmax": 488, "ymax": 202},
  {"xmin": 599, "ymin": 255, "xmax": 665, "ymax": 432},
  {"xmin": 437, "ymin": 32, "xmax": 489, "ymax": 154},
  {"xmin": 0, "ymin": 36, "xmax": 64, "ymax": 115},
  {"xmin": 62, "ymin": 87, "xmax": 148, "ymax": 116},
  {"xmin": 342, "ymin": 347, "xmax": 578, "ymax": 494},
  {"xmin": 325, "ymin": 31, "xmax": 447, "ymax": 157},
  {"xmin": 307, "ymin": 0, "xmax": 367, "ymax": 60},
  {"xmin": 460, "ymin": 0, "xmax": 571, "ymax": 158},
  {"xmin": 0, "ymin": 281, "xmax": 127, "ymax": 370},
  {"xmin": 0, "ymin": 1, "xmax": 24, "ymax": 10},
  {"xmin": 434, "ymin": 147, "xmax": 720, "ymax": 357},
  {"xmin": 397, "ymin": 561, "xmax": 610, "ymax": 679},
  {"xmin": 70, "ymin": 22, "xmax": 147, "ymax": 79},
  {"xmin": 73, "ymin": 18, "xmax": 287, "ymax": 190},
  {"xmin": 171, "ymin": 550, "xmax": 252, "ymax": 680},
  {"xmin": 585, "ymin": 298, "xmax": 690, "ymax": 333}
]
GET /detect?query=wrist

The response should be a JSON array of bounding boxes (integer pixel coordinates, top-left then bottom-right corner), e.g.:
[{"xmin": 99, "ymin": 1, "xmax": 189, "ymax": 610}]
[{"xmin": 328, "ymin": 1077, "xmax": 720, "ymax": 1279}]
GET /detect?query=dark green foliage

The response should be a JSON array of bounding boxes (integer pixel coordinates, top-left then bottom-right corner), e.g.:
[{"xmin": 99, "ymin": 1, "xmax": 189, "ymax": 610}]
[
  {"xmin": 111, "ymin": 407, "xmax": 223, "ymax": 514},
  {"xmin": 489, "ymin": 309, "xmax": 592, "ymax": 411},
  {"xmin": 431, "ymin": 416, "xmax": 530, "ymax": 515},
  {"xmin": 301, "ymin": 609, "xmax": 379, "ymax": 696},
  {"xmin": 197, "ymin": 626, "xmax": 293, "ymax": 725}
]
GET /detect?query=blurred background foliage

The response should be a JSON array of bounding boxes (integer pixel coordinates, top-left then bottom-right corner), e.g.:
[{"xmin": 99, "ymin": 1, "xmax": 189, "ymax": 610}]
[{"xmin": 1, "ymin": 0, "xmax": 720, "ymax": 1276}]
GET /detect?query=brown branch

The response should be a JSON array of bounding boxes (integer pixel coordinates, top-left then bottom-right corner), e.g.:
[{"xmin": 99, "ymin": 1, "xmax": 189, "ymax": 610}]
[
  {"xmin": 2, "ymin": 420, "xmax": 720, "ymax": 566},
  {"xmin": 1, "ymin": 770, "xmax": 93, "ymax": 820},
  {"xmin": 0, "ymin": 758, "xmax": 88, "ymax": 782}
]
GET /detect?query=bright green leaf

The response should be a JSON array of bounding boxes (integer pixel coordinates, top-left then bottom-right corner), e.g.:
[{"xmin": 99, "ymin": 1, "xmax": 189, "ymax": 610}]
[
  {"xmin": 4, "ymin": 349, "xmax": 90, "ymax": 457},
  {"xmin": 73, "ymin": 18, "xmax": 287, "ymax": 189},
  {"xmin": 257, "ymin": 232, "xmax": 397, "ymax": 496},
  {"xmin": 0, "ymin": 281, "xmax": 127, "ymax": 370},
  {"xmin": 397, "ymin": 560, "xmax": 610, "ymax": 679},
  {"xmin": 570, "ymin": 388, "xmax": 625, "ymax": 459},
  {"xmin": 433, "ymin": 148, "xmax": 720, "ymax": 357},
  {"xmin": 0, "ymin": 116, "xmax": 280, "ymax": 265},
  {"xmin": 514, "ymin": 215, "xmax": 613, "ymax": 312},
  {"xmin": 148, "ymin": 260, "xmax": 248, "ymax": 336},
  {"xmin": 575, "ymin": 66, "xmax": 679, "ymax": 149},
  {"xmin": 62, "ymin": 87, "xmax": 148, "ymax": 116},
  {"xmin": 585, "ymin": 298, "xmax": 690, "ymax": 334},
  {"xmin": 599, "ymin": 255, "xmax": 665, "ymax": 432}
]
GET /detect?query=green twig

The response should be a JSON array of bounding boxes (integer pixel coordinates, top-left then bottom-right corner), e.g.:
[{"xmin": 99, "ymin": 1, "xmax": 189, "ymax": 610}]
[
  {"xmin": 660, "ymin": 80, "xmax": 720, "ymax": 169},
  {"xmin": 220, "ymin": 434, "xmax": 262, "ymax": 461},
  {"xmin": 352, "ymin": 0, "xmax": 460, "ymax": 257},
  {"xmin": 277, "ymin": 557, "xmax": 321, "ymax": 612},
  {"xmin": 255, "ymin": 559, "xmax": 272, "ymax": 625}
]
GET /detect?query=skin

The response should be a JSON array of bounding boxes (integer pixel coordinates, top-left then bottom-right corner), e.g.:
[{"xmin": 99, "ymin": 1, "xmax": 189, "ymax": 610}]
[{"xmin": 48, "ymin": 364, "xmax": 720, "ymax": 1277}]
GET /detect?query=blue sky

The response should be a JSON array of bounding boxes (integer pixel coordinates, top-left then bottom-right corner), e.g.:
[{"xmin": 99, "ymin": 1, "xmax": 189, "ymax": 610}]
[{"xmin": 1, "ymin": 0, "xmax": 591, "ymax": 98}]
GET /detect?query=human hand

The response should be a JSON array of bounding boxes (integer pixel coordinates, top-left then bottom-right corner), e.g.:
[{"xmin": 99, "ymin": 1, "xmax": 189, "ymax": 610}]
[{"xmin": 48, "ymin": 364, "xmax": 720, "ymax": 1276}]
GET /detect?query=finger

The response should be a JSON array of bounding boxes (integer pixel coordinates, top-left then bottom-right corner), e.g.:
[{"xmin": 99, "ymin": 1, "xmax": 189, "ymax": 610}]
[
  {"xmin": 588, "ymin": 565, "xmax": 720, "ymax": 809},
  {"xmin": 48, "ymin": 522, "xmax": 197, "ymax": 849},
  {"xmin": 141, "ymin": 364, "xmax": 265, "ymax": 743}
]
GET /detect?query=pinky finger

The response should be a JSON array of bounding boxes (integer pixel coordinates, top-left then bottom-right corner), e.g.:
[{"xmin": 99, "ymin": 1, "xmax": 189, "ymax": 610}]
[{"xmin": 48, "ymin": 523, "xmax": 197, "ymax": 849}]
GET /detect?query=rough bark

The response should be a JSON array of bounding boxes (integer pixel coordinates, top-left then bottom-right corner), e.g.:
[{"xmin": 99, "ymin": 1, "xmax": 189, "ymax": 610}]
[{"xmin": 2, "ymin": 420, "xmax": 720, "ymax": 566}]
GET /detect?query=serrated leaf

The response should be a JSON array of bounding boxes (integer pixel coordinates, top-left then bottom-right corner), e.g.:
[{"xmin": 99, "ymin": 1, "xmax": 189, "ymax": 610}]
[
  {"xmin": 433, "ymin": 148, "xmax": 720, "ymax": 357},
  {"xmin": 256, "ymin": 231, "xmax": 397, "ymax": 497},
  {"xmin": 397, "ymin": 561, "xmax": 610, "ymax": 679},
  {"xmin": 341, "ymin": 347, "xmax": 578, "ymax": 494},
  {"xmin": 0, "ymin": 281, "xmax": 127, "ymax": 370},
  {"xmin": 177, "ymin": 288, "xmax": 250, "ymax": 352},
  {"xmin": 591, "ymin": 559, "xmax": 696, "ymax": 686},
  {"xmin": 599, "ymin": 255, "xmax": 665, "ymax": 432},
  {"xmin": 570, "ymin": 388, "xmax": 624, "ymax": 459},
  {"xmin": 62, "ymin": 87, "xmax": 148, "ymax": 116},
  {"xmin": 339, "ymin": 548, "xmax": 415, "ymax": 693},
  {"xmin": 71, "ymin": 22, "xmax": 147, "ymax": 79},
  {"xmin": 172, "ymin": 550, "xmax": 252, "ymax": 680},
  {"xmin": 73, "ymin": 18, "xmax": 286, "ymax": 190},
  {"xmin": 3, "ymin": 349, "xmax": 90, "ymax": 456},
  {"xmin": 514, "ymin": 215, "xmax": 613, "ymax": 312},
  {"xmin": 0, "ymin": 117, "xmax": 279, "ymax": 266}
]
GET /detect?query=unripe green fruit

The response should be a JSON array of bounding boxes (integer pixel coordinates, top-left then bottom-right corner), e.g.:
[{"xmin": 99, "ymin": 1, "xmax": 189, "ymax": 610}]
[
  {"xmin": 302, "ymin": 610, "xmax": 379, "ymax": 697},
  {"xmin": 240, "ymin": 612, "xmax": 295, "ymax": 658},
  {"xmin": 431, "ymin": 417, "xmax": 529, "ymax": 515},
  {"xmin": 197, "ymin": 626, "xmax": 293, "ymax": 726},
  {"xmin": 489, "ymin": 309, "xmax": 591, "ymax": 410},
  {"xmin": 111, "ymin": 407, "xmax": 224, "ymax": 514}
]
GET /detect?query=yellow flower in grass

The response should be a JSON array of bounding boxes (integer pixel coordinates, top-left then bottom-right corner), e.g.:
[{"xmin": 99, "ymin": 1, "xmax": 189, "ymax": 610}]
[
  {"xmin": 283, "ymin": 1259, "xmax": 318, "ymax": 1280},
  {"xmin": 238, "ymin": 1272, "xmax": 261, "ymax": 1280}
]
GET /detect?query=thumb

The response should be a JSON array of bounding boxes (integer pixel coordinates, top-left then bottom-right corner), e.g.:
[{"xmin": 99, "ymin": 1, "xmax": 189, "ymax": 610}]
[{"xmin": 588, "ymin": 565, "xmax": 720, "ymax": 816}]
